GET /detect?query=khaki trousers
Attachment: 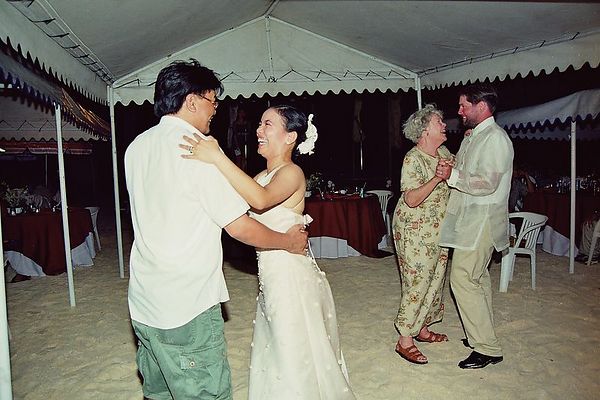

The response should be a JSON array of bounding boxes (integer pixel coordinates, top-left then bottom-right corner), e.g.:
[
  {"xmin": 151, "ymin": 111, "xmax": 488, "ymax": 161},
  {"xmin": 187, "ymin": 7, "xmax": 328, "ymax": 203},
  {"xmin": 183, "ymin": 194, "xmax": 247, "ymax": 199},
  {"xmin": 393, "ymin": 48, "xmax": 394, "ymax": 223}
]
[{"xmin": 450, "ymin": 224, "xmax": 503, "ymax": 357}]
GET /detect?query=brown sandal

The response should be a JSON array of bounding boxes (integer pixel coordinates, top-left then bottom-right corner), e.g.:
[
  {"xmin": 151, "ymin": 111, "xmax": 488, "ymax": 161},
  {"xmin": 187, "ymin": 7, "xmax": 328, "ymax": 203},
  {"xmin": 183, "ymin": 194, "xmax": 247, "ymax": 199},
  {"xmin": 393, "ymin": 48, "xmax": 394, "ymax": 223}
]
[
  {"xmin": 415, "ymin": 331, "xmax": 448, "ymax": 343},
  {"xmin": 395, "ymin": 343, "xmax": 428, "ymax": 364}
]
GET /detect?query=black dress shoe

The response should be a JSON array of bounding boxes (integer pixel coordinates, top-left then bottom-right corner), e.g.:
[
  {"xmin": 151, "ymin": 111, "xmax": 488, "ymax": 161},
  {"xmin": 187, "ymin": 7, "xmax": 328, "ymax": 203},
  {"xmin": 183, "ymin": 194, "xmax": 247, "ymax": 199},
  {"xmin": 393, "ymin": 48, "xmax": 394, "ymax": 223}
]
[{"xmin": 458, "ymin": 351, "xmax": 503, "ymax": 369}]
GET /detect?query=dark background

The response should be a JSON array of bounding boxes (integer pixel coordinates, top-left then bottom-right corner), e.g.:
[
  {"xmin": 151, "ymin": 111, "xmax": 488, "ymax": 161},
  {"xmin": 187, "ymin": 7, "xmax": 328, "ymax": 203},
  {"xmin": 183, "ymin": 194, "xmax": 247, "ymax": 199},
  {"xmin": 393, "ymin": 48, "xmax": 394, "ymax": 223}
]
[{"xmin": 2, "ymin": 63, "xmax": 599, "ymax": 210}]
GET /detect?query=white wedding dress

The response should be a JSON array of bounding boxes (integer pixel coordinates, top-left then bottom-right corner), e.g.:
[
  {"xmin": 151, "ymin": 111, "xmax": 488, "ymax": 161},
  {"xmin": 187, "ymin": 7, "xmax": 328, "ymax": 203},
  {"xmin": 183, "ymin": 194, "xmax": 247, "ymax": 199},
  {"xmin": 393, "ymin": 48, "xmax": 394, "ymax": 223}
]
[{"xmin": 248, "ymin": 169, "xmax": 356, "ymax": 400}]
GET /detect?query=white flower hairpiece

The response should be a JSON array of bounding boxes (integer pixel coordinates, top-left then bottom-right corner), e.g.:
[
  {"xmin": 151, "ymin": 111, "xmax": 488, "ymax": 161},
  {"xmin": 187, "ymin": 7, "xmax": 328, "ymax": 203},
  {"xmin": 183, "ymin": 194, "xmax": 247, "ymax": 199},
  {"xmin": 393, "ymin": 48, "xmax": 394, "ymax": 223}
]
[{"xmin": 297, "ymin": 114, "xmax": 318, "ymax": 155}]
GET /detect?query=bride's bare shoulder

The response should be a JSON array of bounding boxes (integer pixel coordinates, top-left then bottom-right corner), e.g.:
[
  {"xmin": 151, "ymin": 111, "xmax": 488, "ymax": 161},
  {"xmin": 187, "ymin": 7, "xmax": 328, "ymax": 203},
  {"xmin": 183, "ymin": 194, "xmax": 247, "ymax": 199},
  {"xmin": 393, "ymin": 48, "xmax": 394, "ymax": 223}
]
[{"xmin": 281, "ymin": 163, "xmax": 305, "ymax": 177}]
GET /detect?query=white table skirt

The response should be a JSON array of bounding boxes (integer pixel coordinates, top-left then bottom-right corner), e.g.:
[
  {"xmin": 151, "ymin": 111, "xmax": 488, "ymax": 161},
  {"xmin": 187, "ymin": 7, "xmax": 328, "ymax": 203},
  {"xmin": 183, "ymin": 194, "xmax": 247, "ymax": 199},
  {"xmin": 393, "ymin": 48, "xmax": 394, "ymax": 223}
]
[
  {"xmin": 539, "ymin": 226, "xmax": 579, "ymax": 257},
  {"xmin": 4, "ymin": 233, "xmax": 96, "ymax": 277},
  {"xmin": 309, "ymin": 236, "xmax": 361, "ymax": 259}
]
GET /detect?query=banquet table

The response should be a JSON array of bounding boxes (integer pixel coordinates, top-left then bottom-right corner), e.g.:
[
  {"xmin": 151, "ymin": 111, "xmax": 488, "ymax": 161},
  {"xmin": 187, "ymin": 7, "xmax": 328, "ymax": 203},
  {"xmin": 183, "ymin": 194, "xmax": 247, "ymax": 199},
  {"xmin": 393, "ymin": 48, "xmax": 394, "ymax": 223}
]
[
  {"xmin": 304, "ymin": 194, "xmax": 386, "ymax": 258},
  {"xmin": 524, "ymin": 191, "xmax": 600, "ymax": 256},
  {"xmin": 2, "ymin": 207, "xmax": 96, "ymax": 276}
]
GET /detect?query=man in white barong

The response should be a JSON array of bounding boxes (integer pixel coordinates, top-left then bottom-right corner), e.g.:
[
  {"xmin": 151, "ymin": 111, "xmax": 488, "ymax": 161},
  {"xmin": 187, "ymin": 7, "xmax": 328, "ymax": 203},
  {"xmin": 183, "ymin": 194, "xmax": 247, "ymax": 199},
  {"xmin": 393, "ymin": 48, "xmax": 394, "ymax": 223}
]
[{"xmin": 436, "ymin": 84, "xmax": 514, "ymax": 369}]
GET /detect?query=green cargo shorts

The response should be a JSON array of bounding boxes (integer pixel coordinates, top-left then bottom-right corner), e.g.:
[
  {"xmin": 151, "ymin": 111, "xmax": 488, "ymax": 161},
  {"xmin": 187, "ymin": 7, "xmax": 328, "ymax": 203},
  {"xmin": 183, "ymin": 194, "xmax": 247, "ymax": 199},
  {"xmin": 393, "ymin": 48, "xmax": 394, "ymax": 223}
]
[{"xmin": 132, "ymin": 304, "xmax": 232, "ymax": 400}]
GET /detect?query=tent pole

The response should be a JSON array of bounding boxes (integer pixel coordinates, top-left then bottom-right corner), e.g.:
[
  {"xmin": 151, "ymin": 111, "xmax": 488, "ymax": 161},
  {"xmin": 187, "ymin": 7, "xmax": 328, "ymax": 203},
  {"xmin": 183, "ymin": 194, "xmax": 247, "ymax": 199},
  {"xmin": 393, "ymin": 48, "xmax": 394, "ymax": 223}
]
[
  {"xmin": 415, "ymin": 76, "xmax": 422, "ymax": 110},
  {"xmin": 0, "ymin": 214, "xmax": 14, "ymax": 400},
  {"xmin": 265, "ymin": 17, "xmax": 275, "ymax": 81},
  {"xmin": 108, "ymin": 86, "xmax": 125, "ymax": 278},
  {"xmin": 359, "ymin": 141, "xmax": 364, "ymax": 172},
  {"xmin": 569, "ymin": 120, "xmax": 576, "ymax": 274},
  {"xmin": 55, "ymin": 104, "xmax": 76, "ymax": 307}
]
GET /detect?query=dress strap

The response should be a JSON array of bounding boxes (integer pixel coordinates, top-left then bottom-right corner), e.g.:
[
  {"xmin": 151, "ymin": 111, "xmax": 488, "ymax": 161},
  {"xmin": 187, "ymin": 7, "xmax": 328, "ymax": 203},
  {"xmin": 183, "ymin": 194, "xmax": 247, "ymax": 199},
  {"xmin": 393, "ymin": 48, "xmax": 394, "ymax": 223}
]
[{"xmin": 265, "ymin": 163, "xmax": 290, "ymax": 177}]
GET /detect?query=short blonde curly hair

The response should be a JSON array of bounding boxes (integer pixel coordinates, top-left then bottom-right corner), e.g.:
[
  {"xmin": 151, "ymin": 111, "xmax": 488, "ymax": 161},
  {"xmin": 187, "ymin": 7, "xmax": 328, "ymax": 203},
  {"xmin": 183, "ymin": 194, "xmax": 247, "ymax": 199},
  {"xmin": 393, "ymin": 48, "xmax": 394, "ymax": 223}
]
[{"xmin": 403, "ymin": 104, "xmax": 444, "ymax": 143}]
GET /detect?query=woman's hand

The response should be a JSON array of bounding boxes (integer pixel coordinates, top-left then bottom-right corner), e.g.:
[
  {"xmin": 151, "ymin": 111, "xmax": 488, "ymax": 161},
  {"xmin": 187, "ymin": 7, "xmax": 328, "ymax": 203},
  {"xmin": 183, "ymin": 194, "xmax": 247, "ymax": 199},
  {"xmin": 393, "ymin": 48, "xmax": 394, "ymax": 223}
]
[
  {"xmin": 435, "ymin": 159, "xmax": 452, "ymax": 180},
  {"xmin": 179, "ymin": 133, "xmax": 222, "ymax": 164},
  {"xmin": 443, "ymin": 156, "xmax": 456, "ymax": 168}
]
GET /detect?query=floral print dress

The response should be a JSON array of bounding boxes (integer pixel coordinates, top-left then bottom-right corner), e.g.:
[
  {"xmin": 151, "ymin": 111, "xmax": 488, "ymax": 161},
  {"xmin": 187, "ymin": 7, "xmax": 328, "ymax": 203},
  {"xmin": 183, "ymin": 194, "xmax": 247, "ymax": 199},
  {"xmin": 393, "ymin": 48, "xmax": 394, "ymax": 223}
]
[{"xmin": 392, "ymin": 145, "xmax": 452, "ymax": 336}]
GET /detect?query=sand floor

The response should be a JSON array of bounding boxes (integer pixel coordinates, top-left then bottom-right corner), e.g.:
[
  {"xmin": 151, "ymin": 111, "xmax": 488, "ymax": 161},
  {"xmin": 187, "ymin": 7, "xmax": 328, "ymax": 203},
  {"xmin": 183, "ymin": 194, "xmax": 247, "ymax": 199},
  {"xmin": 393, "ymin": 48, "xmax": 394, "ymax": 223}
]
[{"xmin": 5, "ymin": 224, "xmax": 600, "ymax": 400}]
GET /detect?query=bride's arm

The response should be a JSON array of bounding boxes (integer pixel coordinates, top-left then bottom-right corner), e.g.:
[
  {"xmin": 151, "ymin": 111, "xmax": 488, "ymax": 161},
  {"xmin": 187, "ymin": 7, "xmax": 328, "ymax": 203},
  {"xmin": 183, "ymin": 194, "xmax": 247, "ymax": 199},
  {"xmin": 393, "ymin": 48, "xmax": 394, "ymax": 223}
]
[{"xmin": 181, "ymin": 134, "xmax": 303, "ymax": 210}]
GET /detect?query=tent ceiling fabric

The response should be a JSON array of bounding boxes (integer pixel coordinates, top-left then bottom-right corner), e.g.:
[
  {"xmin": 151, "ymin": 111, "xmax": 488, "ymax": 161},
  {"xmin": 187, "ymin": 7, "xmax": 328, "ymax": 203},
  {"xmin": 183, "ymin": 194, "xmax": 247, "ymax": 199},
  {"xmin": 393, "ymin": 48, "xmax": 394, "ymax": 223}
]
[
  {"xmin": 3, "ymin": 0, "xmax": 600, "ymax": 103},
  {"xmin": 113, "ymin": 17, "xmax": 417, "ymax": 103},
  {"xmin": 0, "ymin": 0, "xmax": 107, "ymax": 102}
]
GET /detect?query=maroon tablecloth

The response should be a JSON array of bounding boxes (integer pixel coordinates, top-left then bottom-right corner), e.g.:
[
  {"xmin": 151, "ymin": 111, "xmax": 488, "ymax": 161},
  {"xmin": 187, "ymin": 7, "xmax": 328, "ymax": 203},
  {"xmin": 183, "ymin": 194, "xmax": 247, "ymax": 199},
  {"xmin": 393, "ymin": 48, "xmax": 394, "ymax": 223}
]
[
  {"xmin": 304, "ymin": 194, "xmax": 386, "ymax": 257},
  {"xmin": 524, "ymin": 192, "xmax": 600, "ymax": 243},
  {"xmin": 2, "ymin": 208, "xmax": 93, "ymax": 275}
]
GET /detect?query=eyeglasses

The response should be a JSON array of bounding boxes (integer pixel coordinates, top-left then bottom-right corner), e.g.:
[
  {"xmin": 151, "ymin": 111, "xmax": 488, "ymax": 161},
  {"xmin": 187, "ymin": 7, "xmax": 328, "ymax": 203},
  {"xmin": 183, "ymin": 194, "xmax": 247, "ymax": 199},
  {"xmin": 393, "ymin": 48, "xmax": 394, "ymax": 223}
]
[{"xmin": 197, "ymin": 93, "xmax": 219, "ymax": 109}]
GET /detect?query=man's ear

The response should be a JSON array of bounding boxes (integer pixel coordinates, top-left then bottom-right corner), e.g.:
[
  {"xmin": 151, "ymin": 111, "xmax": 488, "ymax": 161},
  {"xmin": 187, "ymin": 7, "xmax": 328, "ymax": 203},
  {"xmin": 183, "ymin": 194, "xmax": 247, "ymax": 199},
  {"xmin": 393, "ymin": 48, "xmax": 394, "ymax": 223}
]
[
  {"xmin": 185, "ymin": 93, "xmax": 196, "ymax": 112},
  {"xmin": 477, "ymin": 100, "xmax": 489, "ymax": 114},
  {"xmin": 286, "ymin": 131, "xmax": 298, "ymax": 145}
]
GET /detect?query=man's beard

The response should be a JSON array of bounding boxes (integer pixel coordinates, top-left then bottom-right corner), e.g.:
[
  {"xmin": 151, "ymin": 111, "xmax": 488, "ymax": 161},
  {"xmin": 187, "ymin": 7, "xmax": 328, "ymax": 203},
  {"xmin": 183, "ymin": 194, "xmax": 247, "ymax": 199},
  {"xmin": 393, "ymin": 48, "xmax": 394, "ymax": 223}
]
[{"xmin": 461, "ymin": 116, "xmax": 476, "ymax": 129}]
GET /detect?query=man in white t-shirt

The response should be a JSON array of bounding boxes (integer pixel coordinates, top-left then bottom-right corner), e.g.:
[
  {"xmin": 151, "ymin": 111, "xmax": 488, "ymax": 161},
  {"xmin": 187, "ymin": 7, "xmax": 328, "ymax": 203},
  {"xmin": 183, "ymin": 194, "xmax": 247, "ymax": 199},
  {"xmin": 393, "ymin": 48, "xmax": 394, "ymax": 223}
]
[{"xmin": 124, "ymin": 59, "xmax": 307, "ymax": 400}]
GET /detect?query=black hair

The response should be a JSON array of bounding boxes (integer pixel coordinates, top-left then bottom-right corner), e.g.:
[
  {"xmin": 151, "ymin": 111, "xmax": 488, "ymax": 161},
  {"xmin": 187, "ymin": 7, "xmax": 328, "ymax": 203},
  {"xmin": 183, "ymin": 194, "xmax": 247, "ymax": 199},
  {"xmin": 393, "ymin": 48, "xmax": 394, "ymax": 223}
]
[
  {"xmin": 458, "ymin": 83, "xmax": 499, "ymax": 114},
  {"xmin": 271, "ymin": 105, "xmax": 309, "ymax": 154},
  {"xmin": 153, "ymin": 59, "xmax": 223, "ymax": 117}
]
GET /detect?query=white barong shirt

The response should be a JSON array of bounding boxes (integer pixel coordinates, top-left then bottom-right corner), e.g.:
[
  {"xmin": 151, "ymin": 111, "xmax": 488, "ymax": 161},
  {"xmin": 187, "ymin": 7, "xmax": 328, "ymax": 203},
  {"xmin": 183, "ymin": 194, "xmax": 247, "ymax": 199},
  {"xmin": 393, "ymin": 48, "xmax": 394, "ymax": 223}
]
[{"xmin": 439, "ymin": 116, "xmax": 514, "ymax": 251}]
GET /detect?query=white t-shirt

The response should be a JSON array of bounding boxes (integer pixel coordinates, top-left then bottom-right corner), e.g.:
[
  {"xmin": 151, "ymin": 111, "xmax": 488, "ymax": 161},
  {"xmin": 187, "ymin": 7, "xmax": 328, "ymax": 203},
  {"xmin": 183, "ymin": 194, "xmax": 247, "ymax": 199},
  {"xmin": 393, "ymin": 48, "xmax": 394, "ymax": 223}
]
[{"xmin": 125, "ymin": 115, "xmax": 249, "ymax": 329}]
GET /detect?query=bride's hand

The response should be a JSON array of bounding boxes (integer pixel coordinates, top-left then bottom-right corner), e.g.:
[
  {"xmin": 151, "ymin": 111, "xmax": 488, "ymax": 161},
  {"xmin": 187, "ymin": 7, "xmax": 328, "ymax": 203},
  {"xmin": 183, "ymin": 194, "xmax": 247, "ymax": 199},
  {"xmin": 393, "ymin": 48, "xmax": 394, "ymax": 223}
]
[{"xmin": 179, "ymin": 133, "xmax": 221, "ymax": 163}]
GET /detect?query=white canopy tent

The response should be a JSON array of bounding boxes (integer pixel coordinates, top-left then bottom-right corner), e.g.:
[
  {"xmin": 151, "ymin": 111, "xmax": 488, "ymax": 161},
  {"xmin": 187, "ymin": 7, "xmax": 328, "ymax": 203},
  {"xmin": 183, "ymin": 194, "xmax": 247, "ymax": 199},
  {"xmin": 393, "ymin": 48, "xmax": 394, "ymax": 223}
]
[
  {"xmin": 1, "ymin": 1, "xmax": 599, "ymax": 102},
  {"xmin": 496, "ymin": 89, "xmax": 600, "ymax": 134},
  {"xmin": 1, "ymin": 1, "xmax": 600, "ymax": 397},
  {"xmin": 495, "ymin": 88, "xmax": 600, "ymax": 274}
]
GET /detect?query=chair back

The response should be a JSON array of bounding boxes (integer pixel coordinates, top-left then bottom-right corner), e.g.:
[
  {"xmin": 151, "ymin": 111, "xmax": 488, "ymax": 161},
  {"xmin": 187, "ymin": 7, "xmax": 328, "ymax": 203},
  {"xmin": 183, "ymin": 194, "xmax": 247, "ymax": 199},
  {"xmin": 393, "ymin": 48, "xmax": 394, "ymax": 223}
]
[
  {"xmin": 510, "ymin": 212, "xmax": 548, "ymax": 251},
  {"xmin": 85, "ymin": 206, "xmax": 100, "ymax": 226},
  {"xmin": 593, "ymin": 219, "xmax": 600, "ymax": 236},
  {"xmin": 587, "ymin": 219, "xmax": 600, "ymax": 265},
  {"xmin": 366, "ymin": 190, "xmax": 393, "ymax": 215},
  {"xmin": 85, "ymin": 206, "xmax": 102, "ymax": 250}
]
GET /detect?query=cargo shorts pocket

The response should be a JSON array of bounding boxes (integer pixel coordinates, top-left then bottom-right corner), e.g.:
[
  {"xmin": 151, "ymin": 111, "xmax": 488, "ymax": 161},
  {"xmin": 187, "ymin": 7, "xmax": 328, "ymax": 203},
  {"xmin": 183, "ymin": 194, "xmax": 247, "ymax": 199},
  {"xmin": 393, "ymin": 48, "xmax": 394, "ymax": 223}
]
[{"xmin": 179, "ymin": 344, "xmax": 231, "ymax": 399}]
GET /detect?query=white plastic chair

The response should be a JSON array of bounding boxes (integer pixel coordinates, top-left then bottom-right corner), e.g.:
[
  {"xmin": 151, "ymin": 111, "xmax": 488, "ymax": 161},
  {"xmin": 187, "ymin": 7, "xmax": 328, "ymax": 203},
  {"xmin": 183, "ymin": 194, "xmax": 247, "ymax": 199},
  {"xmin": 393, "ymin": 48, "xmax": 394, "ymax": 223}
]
[
  {"xmin": 366, "ymin": 190, "xmax": 393, "ymax": 245},
  {"xmin": 587, "ymin": 219, "xmax": 600, "ymax": 266},
  {"xmin": 499, "ymin": 212, "xmax": 547, "ymax": 292},
  {"xmin": 85, "ymin": 206, "xmax": 101, "ymax": 251}
]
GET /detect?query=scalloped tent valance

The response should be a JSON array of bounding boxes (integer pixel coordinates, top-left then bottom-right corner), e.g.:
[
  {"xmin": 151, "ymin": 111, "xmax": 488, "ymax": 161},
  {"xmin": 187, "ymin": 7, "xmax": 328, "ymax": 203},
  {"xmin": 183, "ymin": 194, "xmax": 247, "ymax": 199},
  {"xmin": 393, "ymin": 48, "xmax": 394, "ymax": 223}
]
[
  {"xmin": 0, "ymin": 48, "xmax": 110, "ymax": 139},
  {"xmin": 496, "ymin": 89, "xmax": 600, "ymax": 141},
  {"xmin": 2, "ymin": 0, "xmax": 599, "ymax": 105},
  {"xmin": 0, "ymin": 139, "xmax": 92, "ymax": 155},
  {"xmin": 445, "ymin": 89, "xmax": 600, "ymax": 141},
  {"xmin": 496, "ymin": 89, "xmax": 600, "ymax": 130},
  {"xmin": 0, "ymin": 94, "xmax": 109, "ymax": 142}
]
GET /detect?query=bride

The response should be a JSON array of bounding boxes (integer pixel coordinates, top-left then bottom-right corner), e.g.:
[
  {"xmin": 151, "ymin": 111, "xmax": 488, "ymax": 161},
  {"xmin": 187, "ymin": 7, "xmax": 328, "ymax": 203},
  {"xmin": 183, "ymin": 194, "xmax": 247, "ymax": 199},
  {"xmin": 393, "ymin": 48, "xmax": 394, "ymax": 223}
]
[{"xmin": 180, "ymin": 105, "xmax": 356, "ymax": 400}]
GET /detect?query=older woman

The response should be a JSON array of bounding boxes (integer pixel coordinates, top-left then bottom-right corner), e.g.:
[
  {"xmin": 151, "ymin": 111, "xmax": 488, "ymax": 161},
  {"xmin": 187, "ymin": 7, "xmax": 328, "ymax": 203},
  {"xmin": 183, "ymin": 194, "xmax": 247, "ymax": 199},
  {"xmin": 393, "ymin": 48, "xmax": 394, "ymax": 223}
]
[{"xmin": 393, "ymin": 104, "xmax": 453, "ymax": 364}]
